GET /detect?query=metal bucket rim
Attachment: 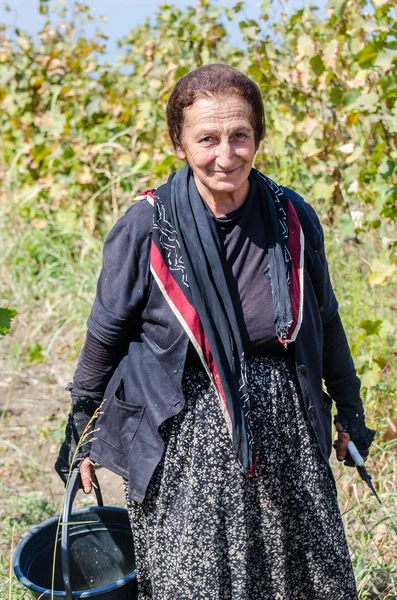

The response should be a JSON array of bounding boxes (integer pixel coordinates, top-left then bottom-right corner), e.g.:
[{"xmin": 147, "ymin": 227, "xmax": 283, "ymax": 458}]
[{"xmin": 13, "ymin": 505, "xmax": 136, "ymax": 599}]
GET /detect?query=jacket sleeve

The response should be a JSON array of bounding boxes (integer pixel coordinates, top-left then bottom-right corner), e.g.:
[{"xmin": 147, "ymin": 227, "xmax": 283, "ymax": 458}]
[
  {"xmin": 303, "ymin": 202, "xmax": 374, "ymax": 454},
  {"xmin": 322, "ymin": 311, "xmax": 375, "ymax": 455},
  {"xmin": 73, "ymin": 330, "xmax": 126, "ymax": 393},
  {"xmin": 322, "ymin": 312, "xmax": 362, "ymax": 412},
  {"xmin": 87, "ymin": 202, "xmax": 152, "ymax": 347}
]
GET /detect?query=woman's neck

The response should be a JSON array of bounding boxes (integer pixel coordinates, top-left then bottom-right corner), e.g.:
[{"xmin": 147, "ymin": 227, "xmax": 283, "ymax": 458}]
[{"xmin": 194, "ymin": 176, "xmax": 250, "ymax": 218}]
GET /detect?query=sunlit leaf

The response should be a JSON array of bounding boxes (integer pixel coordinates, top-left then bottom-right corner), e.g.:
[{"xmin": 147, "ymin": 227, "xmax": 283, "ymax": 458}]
[
  {"xmin": 360, "ymin": 366, "xmax": 381, "ymax": 388},
  {"xmin": 355, "ymin": 44, "xmax": 378, "ymax": 68},
  {"xmin": 131, "ymin": 152, "xmax": 151, "ymax": 175},
  {"xmin": 374, "ymin": 49, "xmax": 397, "ymax": 71},
  {"xmin": 300, "ymin": 138, "xmax": 323, "ymax": 157},
  {"xmin": 330, "ymin": 86, "xmax": 343, "ymax": 106},
  {"xmin": 369, "ymin": 260, "xmax": 397, "ymax": 286},
  {"xmin": 323, "ymin": 39, "xmax": 339, "ymax": 69},
  {"xmin": 297, "ymin": 35, "xmax": 316, "ymax": 58},
  {"xmin": 353, "ymin": 92, "xmax": 379, "ymax": 112},
  {"xmin": 336, "ymin": 142, "xmax": 355, "ymax": 154},
  {"xmin": 0, "ymin": 308, "xmax": 19, "ymax": 337},
  {"xmin": 328, "ymin": 0, "xmax": 348, "ymax": 18},
  {"xmin": 310, "ymin": 55, "xmax": 325, "ymax": 77},
  {"xmin": 359, "ymin": 320, "xmax": 383, "ymax": 336}
]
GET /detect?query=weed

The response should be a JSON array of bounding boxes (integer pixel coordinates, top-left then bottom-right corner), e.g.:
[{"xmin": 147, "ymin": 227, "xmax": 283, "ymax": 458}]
[{"xmin": 0, "ymin": 490, "xmax": 57, "ymax": 600}]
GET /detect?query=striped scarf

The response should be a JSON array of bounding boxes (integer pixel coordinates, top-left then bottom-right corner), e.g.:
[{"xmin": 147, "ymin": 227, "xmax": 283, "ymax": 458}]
[{"xmin": 144, "ymin": 165, "xmax": 304, "ymax": 475}]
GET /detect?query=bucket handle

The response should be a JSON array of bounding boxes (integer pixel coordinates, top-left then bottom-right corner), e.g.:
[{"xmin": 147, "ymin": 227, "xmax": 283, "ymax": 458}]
[{"xmin": 61, "ymin": 468, "xmax": 103, "ymax": 600}]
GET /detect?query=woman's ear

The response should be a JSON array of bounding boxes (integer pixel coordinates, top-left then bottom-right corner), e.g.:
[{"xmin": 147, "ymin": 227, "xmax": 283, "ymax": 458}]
[{"xmin": 176, "ymin": 146, "xmax": 187, "ymax": 161}]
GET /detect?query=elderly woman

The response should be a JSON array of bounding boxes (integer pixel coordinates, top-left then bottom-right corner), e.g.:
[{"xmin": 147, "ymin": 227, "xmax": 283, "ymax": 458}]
[{"xmin": 56, "ymin": 64, "xmax": 374, "ymax": 599}]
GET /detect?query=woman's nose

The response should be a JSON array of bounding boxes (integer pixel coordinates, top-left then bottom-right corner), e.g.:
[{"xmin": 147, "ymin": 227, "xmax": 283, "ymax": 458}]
[{"xmin": 216, "ymin": 140, "xmax": 234, "ymax": 167}]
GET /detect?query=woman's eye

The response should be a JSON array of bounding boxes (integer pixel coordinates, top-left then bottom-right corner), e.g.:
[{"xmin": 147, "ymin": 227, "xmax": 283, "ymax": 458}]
[{"xmin": 201, "ymin": 136, "xmax": 213, "ymax": 143}]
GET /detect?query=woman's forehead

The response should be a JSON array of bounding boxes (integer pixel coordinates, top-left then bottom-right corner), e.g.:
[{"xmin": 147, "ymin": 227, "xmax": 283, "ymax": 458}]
[{"xmin": 184, "ymin": 95, "xmax": 253, "ymax": 129}]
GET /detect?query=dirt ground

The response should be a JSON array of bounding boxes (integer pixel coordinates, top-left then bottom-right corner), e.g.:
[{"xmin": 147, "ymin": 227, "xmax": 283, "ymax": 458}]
[{"xmin": 0, "ymin": 359, "xmax": 126, "ymax": 558}]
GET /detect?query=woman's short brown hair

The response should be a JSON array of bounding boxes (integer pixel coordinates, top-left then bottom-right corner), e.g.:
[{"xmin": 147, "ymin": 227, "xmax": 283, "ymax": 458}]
[{"xmin": 166, "ymin": 64, "xmax": 265, "ymax": 151}]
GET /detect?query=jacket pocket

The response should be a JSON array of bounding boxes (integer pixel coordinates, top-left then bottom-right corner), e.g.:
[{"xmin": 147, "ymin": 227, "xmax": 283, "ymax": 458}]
[
  {"xmin": 323, "ymin": 391, "xmax": 333, "ymax": 458},
  {"xmin": 97, "ymin": 377, "xmax": 145, "ymax": 456}
]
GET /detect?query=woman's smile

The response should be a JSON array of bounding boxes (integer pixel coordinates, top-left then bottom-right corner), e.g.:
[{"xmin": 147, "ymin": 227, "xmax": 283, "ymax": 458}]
[{"xmin": 209, "ymin": 166, "xmax": 241, "ymax": 173}]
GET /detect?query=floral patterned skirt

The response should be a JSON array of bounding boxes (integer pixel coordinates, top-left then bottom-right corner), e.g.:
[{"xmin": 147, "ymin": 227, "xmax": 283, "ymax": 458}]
[{"xmin": 124, "ymin": 355, "xmax": 357, "ymax": 600}]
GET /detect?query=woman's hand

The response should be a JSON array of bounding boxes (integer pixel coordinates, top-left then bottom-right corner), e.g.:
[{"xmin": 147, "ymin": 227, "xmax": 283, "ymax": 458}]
[
  {"xmin": 55, "ymin": 385, "xmax": 103, "ymax": 487},
  {"xmin": 333, "ymin": 420, "xmax": 368, "ymax": 464},
  {"xmin": 334, "ymin": 420, "xmax": 351, "ymax": 462},
  {"xmin": 80, "ymin": 456, "xmax": 94, "ymax": 494}
]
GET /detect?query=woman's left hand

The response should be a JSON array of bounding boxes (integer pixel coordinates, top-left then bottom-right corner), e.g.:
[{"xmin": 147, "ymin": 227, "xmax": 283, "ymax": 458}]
[
  {"xmin": 333, "ymin": 420, "xmax": 351, "ymax": 462},
  {"xmin": 333, "ymin": 420, "xmax": 368, "ymax": 464}
]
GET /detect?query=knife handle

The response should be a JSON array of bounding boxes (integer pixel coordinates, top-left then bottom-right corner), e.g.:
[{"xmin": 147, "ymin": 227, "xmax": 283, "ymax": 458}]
[{"xmin": 347, "ymin": 440, "xmax": 365, "ymax": 467}]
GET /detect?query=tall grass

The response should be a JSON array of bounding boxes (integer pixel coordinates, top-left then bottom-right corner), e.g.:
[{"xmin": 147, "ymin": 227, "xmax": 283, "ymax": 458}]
[
  {"xmin": 0, "ymin": 206, "xmax": 102, "ymax": 366},
  {"xmin": 327, "ymin": 232, "xmax": 397, "ymax": 597}
]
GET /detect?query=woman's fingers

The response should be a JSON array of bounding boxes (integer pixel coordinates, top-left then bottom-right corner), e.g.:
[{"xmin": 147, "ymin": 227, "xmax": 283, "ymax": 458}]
[
  {"xmin": 334, "ymin": 420, "xmax": 351, "ymax": 462},
  {"xmin": 79, "ymin": 456, "xmax": 93, "ymax": 494}
]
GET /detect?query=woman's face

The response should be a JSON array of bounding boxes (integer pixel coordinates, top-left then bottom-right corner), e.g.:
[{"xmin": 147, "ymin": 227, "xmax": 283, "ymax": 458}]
[{"xmin": 176, "ymin": 94, "xmax": 257, "ymax": 203}]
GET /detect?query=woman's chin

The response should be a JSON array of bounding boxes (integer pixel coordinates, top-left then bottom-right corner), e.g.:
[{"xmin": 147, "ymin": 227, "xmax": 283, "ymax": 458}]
[{"xmin": 202, "ymin": 174, "xmax": 249, "ymax": 196}]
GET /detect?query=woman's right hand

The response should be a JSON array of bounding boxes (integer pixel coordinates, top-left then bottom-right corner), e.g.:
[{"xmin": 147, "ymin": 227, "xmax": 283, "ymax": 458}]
[
  {"xmin": 80, "ymin": 456, "xmax": 94, "ymax": 494},
  {"xmin": 55, "ymin": 384, "xmax": 103, "ymax": 488}
]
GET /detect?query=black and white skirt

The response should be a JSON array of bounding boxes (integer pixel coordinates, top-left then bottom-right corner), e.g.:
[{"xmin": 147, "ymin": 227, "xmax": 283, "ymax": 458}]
[{"xmin": 124, "ymin": 355, "xmax": 358, "ymax": 600}]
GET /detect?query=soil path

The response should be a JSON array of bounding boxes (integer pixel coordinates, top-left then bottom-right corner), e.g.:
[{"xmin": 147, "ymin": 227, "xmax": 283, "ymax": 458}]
[{"xmin": 0, "ymin": 359, "xmax": 125, "ymax": 562}]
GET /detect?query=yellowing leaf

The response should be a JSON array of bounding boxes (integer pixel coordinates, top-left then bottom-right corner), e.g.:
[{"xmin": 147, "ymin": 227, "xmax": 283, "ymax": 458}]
[
  {"xmin": 354, "ymin": 92, "xmax": 379, "ymax": 112},
  {"xmin": 350, "ymin": 209, "xmax": 363, "ymax": 225},
  {"xmin": 56, "ymin": 210, "xmax": 78, "ymax": 229},
  {"xmin": 347, "ymin": 181, "xmax": 359, "ymax": 194},
  {"xmin": 345, "ymin": 146, "xmax": 364, "ymax": 164},
  {"xmin": 300, "ymin": 138, "xmax": 323, "ymax": 157},
  {"xmin": 31, "ymin": 218, "xmax": 48, "ymax": 229},
  {"xmin": 336, "ymin": 142, "xmax": 355, "ymax": 154},
  {"xmin": 16, "ymin": 36, "xmax": 30, "ymax": 51},
  {"xmin": 323, "ymin": 40, "xmax": 339, "ymax": 69},
  {"xmin": 148, "ymin": 78, "xmax": 162, "ymax": 89},
  {"xmin": 77, "ymin": 167, "xmax": 95, "ymax": 185},
  {"xmin": 116, "ymin": 153, "xmax": 132, "ymax": 167},
  {"xmin": 313, "ymin": 180, "xmax": 337, "ymax": 201},
  {"xmin": 328, "ymin": 0, "xmax": 348, "ymax": 18},
  {"xmin": 369, "ymin": 260, "xmax": 396, "ymax": 286},
  {"xmin": 297, "ymin": 35, "xmax": 316, "ymax": 58},
  {"xmin": 360, "ymin": 366, "xmax": 381, "ymax": 389},
  {"xmin": 375, "ymin": 49, "xmax": 397, "ymax": 72},
  {"xmin": 131, "ymin": 152, "xmax": 151, "ymax": 175}
]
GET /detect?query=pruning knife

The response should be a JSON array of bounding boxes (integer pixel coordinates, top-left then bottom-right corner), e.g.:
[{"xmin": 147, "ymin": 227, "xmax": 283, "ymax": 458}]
[{"xmin": 347, "ymin": 440, "xmax": 382, "ymax": 504}]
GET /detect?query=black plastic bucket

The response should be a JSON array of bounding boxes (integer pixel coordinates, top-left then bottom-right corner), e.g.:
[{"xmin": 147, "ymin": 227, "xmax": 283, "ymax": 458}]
[{"xmin": 13, "ymin": 470, "xmax": 137, "ymax": 599}]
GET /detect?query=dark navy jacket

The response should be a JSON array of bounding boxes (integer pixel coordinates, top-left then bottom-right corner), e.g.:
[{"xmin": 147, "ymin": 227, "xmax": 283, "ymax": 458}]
[{"xmin": 89, "ymin": 186, "xmax": 360, "ymax": 503}]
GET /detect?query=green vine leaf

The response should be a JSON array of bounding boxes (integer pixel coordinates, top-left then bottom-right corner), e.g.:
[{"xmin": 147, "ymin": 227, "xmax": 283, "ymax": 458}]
[
  {"xmin": 0, "ymin": 307, "xmax": 19, "ymax": 337},
  {"xmin": 359, "ymin": 319, "xmax": 383, "ymax": 336}
]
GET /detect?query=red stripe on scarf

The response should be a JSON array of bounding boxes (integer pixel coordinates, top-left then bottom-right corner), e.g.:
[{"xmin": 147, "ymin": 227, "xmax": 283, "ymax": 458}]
[
  {"xmin": 150, "ymin": 241, "xmax": 230, "ymax": 415},
  {"xmin": 287, "ymin": 199, "xmax": 303, "ymax": 338}
]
